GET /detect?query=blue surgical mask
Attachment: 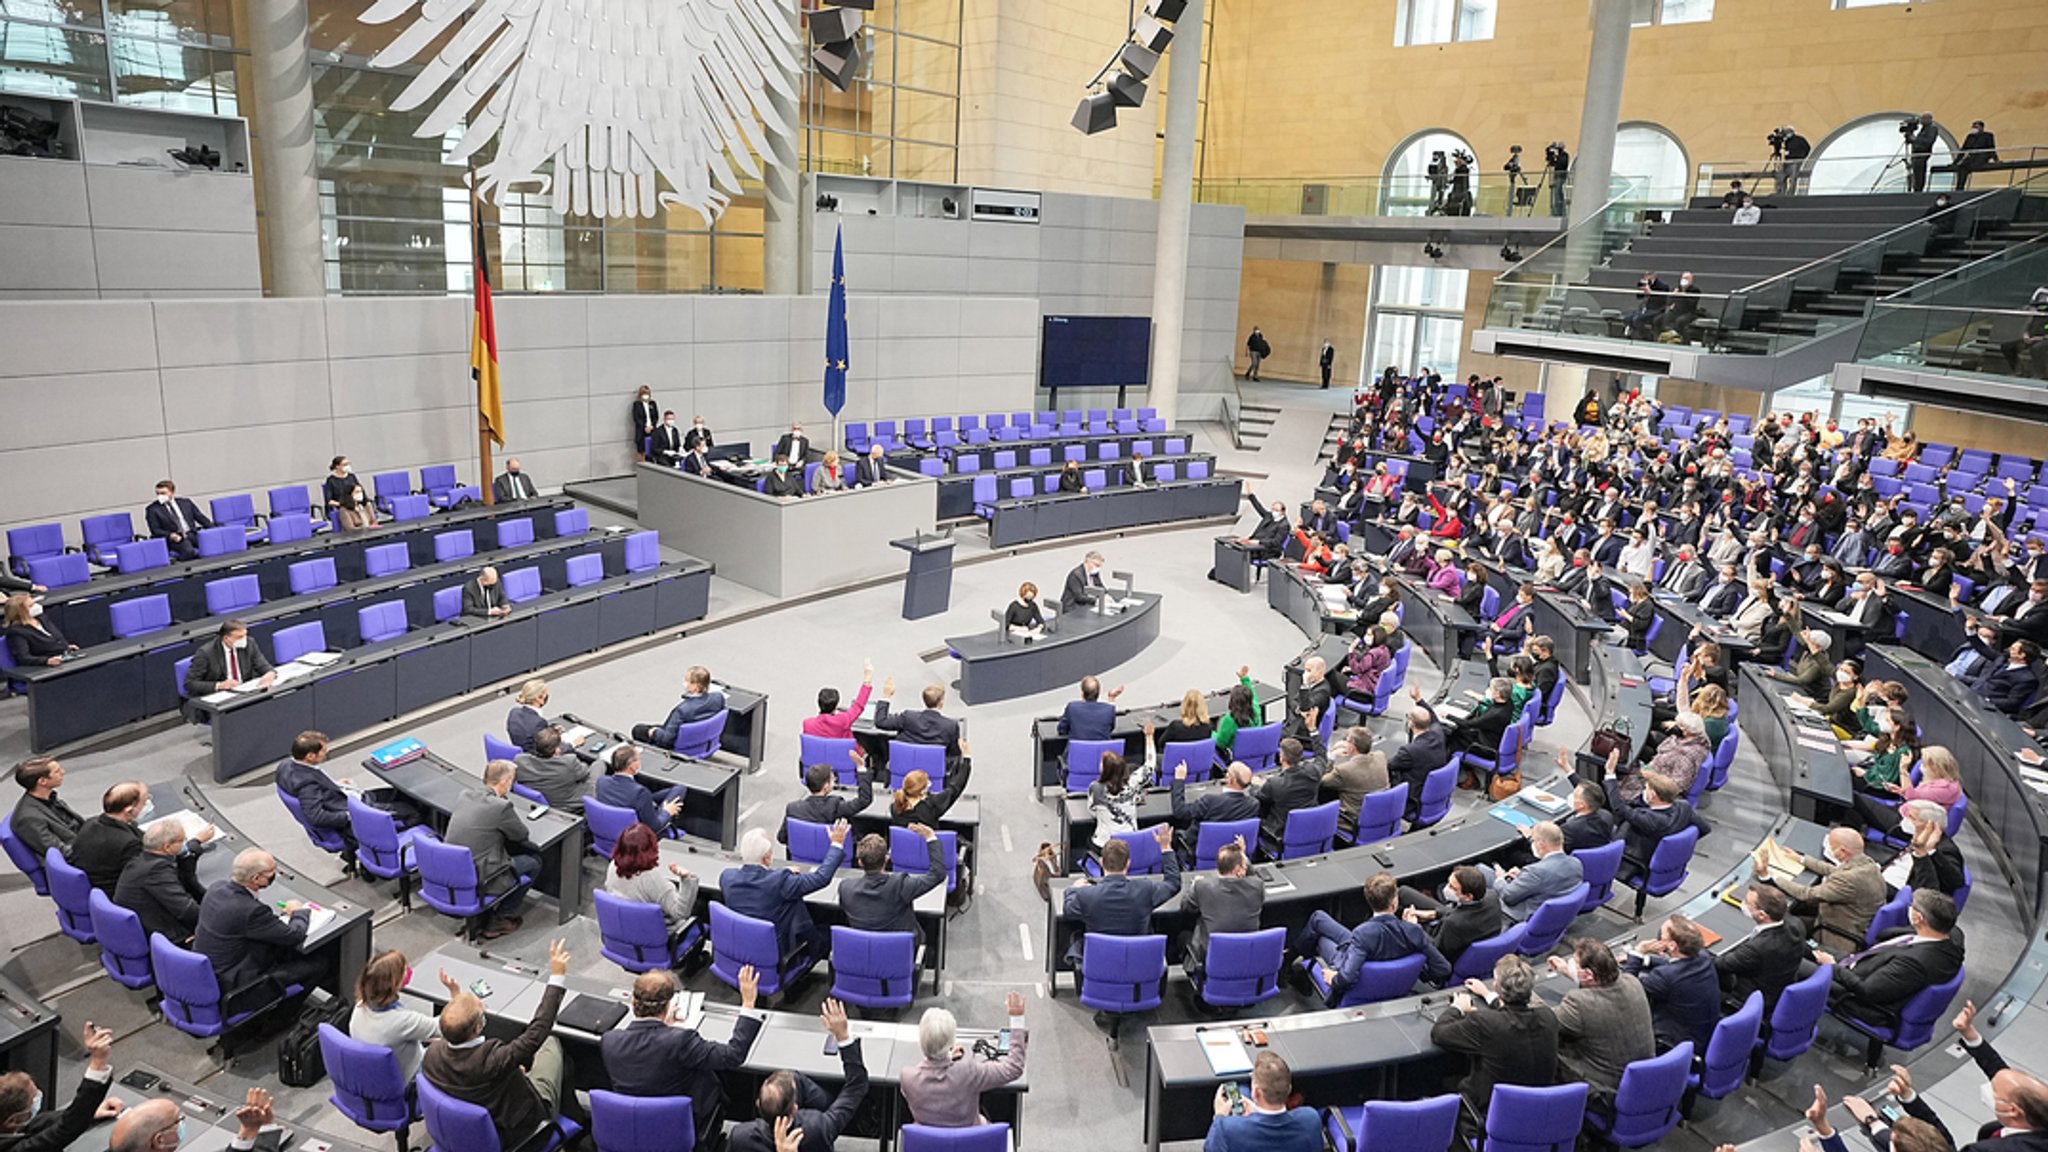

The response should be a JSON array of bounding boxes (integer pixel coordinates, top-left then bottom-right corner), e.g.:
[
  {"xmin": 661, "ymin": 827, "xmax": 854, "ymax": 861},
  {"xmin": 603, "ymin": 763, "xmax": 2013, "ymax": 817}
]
[
  {"xmin": 139, "ymin": 797, "xmax": 156, "ymax": 821},
  {"xmin": 25, "ymin": 1092, "xmax": 40, "ymax": 1122}
]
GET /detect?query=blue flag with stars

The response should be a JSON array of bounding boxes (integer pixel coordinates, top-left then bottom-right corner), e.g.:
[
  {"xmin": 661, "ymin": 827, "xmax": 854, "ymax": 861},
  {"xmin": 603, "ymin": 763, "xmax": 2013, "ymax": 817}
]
[{"xmin": 824, "ymin": 225, "xmax": 848, "ymax": 416}]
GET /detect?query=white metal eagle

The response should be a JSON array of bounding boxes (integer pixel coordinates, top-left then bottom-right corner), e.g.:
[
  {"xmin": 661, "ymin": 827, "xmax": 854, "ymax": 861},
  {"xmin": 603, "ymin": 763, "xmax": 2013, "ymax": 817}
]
[{"xmin": 360, "ymin": 0, "xmax": 799, "ymax": 222}]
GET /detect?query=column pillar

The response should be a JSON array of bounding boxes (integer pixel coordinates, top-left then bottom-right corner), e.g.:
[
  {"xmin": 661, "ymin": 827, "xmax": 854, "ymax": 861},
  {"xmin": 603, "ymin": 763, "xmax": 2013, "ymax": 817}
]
[
  {"xmin": 247, "ymin": 0, "xmax": 324, "ymax": 297},
  {"xmin": 1568, "ymin": 0, "xmax": 1632, "ymax": 229},
  {"xmin": 1145, "ymin": 0, "xmax": 1205, "ymax": 427},
  {"xmin": 763, "ymin": 2, "xmax": 803, "ymax": 296}
]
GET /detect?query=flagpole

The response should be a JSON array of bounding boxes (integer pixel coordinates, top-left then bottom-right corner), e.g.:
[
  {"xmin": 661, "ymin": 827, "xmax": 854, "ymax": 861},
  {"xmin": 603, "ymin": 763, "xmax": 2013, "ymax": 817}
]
[{"xmin": 472, "ymin": 181, "xmax": 496, "ymax": 504}]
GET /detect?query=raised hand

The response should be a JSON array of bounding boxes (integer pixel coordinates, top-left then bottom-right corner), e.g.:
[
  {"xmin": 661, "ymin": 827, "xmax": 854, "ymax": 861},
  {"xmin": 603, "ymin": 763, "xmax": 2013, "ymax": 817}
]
[
  {"xmin": 910, "ymin": 822, "xmax": 937, "ymax": 841},
  {"xmin": 234, "ymin": 1088, "xmax": 274, "ymax": 1140},
  {"xmin": 1885, "ymin": 1063, "xmax": 1913, "ymax": 1102},
  {"xmin": 738, "ymin": 964, "xmax": 761, "ymax": 1008},
  {"xmin": 820, "ymin": 997, "xmax": 851, "ymax": 1044},
  {"xmin": 1805, "ymin": 1083, "xmax": 1832, "ymax": 1137},
  {"xmin": 1005, "ymin": 990, "xmax": 1026, "ymax": 1016},
  {"xmin": 82, "ymin": 1021, "xmax": 113, "ymax": 1069},
  {"xmin": 1953, "ymin": 999, "xmax": 1981, "ymax": 1044},
  {"xmin": 773, "ymin": 1114, "xmax": 804, "ymax": 1152},
  {"xmin": 829, "ymin": 819, "xmax": 851, "ymax": 847},
  {"xmin": 548, "ymin": 938, "xmax": 570, "ymax": 976},
  {"xmin": 438, "ymin": 968, "xmax": 462, "ymax": 994}
]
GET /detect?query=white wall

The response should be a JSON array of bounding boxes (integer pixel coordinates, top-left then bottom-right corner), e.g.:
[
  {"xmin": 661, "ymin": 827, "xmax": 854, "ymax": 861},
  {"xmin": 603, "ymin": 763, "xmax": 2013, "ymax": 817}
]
[
  {"xmin": 0, "ymin": 159, "xmax": 260, "ymax": 300},
  {"xmin": 0, "ymin": 294, "xmax": 1039, "ymax": 547}
]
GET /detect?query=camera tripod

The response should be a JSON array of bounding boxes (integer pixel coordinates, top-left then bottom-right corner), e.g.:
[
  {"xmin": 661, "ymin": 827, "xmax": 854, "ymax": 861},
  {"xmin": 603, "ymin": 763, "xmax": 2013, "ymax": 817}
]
[{"xmin": 1867, "ymin": 142, "xmax": 1909, "ymax": 193}]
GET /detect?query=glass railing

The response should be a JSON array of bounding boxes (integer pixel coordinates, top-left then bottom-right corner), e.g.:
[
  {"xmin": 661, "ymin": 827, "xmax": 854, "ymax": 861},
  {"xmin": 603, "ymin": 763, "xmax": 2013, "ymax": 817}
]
[
  {"xmin": 1190, "ymin": 172, "xmax": 1696, "ymax": 220},
  {"xmin": 1853, "ymin": 230, "xmax": 2048, "ymax": 379},
  {"xmin": 1693, "ymin": 146, "xmax": 2048, "ymax": 201}
]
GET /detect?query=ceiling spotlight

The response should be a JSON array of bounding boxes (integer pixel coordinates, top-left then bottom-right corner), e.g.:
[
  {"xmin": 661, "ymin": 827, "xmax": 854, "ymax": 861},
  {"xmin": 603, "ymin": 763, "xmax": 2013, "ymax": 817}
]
[
  {"xmin": 811, "ymin": 6, "xmax": 863, "ymax": 44},
  {"xmin": 1133, "ymin": 14, "xmax": 1173, "ymax": 52},
  {"xmin": 1118, "ymin": 41, "xmax": 1160, "ymax": 79},
  {"xmin": 812, "ymin": 36, "xmax": 865, "ymax": 90},
  {"xmin": 1072, "ymin": 92, "xmax": 1117, "ymax": 135},
  {"xmin": 1107, "ymin": 71, "xmax": 1147, "ymax": 108},
  {"xmin": 1145, "ymin": 0, "xmax": 1188, "ymax": 21}
]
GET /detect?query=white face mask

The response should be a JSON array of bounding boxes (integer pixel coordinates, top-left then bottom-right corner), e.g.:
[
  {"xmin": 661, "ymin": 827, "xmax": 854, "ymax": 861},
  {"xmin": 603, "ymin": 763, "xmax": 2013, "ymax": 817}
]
[
  {"xmin": 156, "ymin": 494, "xmax": 172, "ymax": 504},
  {"xmin": 1982, "ymin": 1081, "xmax": 2003, "ymax": 1116},
  {"xmin": 1561, "ymin": 958, "xmax": 1582, "ymax": 983},
  {"xmin": 1874, "ymin": 712, "xmax": 1893, "ymax": 733},
  {"xmin": 664, "ymin": 419, "xmax": 675, "ymax": 427},
  {"xmin": 28, "ymin": 603, "xmax": 42, "ymax": 618},
  {"xmin": 229, "ymin": 637, "xmax": 246, "ymax": 650},
  {"xmin": 1836, "ymin": 669, "xmax": 1854, "ymax": 685},
  {"xmin": 23, "ymin": 1092, "xmax": 40, "ymax": 1123},
  {"xmin": 1898, "ymin": 816, "xmax": 1918, "ymax": 839}
]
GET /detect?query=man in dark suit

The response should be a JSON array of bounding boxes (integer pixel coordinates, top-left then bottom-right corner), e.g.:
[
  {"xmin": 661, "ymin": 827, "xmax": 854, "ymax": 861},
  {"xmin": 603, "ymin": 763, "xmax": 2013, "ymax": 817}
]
[
  {"xmin": 774, "ymin": 423, "xmax": 811, "ymax": 463},
  {"xmin": 1291, "ymin": 871, "xmax": 1451, "ymax": 1005},
  {"xmin": 683, "ymin": 416, "xmax": 714, "ymax": 453},
  {"xmin": 1447, "ymin": 678, "xmax": 1515, "ymax": 759},
  {"xmin": 601, "ymin": 966, "xmax": 762, "ymax": 1148},
  {"xmin": 1124, "ymin": 451, "xmax": 1154, "ymax": 488},
  {"xmin": 838, "ymin": 823, "xmax": 946, "ymax": 944},
  {"xmin": 1058, "ymin": 676, "xmax": 1123, "ymax": 739},
  {"xmin": 9, "ymin": 757, "xmax": 83, "ymax": 864},
  {"xmin": 1062, "ymin": 824, "xmax": 1181, "ymax": 969},
  {"xmin": 633, "ymin": 665, "xmax": 727, "ymax": 748},
  {"xmin": 1609, "ymin": 770, "xmax": 1704, "ymax": 886},
  {"xmin": 1972, "ymin": 640, "xmax": 2045, "ymax": 716},
  {"xmin": 1820, "ymin": 889, "xmax": 1965, "ymax": 1028},
  {"xmin": 872, "ymin": 680, "xmax": 961, "ymax": 756},
  {"xmin": 1948, "ymin": 999, "xmax": 2048, "ymax": 1152},
  {"xmin": 780, "ymin": 748, "xmax": 875, "ymax": 844},
  {"xmin": 1396, "ymin": 865, "xmax": 1502, "ymax": 970},
  {"xmin": 114, "ymin": 820, "xmax": 206, "ymax": 945},
  {"xmin": 1699, "ymin": 566, "xmax": 1746, "ymax": 616},
  {"xmin": 595, "ymin": 744, "xmax": 689, "ymax": 836},
  {"xmin": 145, "ymin": 479, "xmax": 214, "ymax": 560},
  {"xmin": 1715, "ymin": 884, "xmax": 1812, "ymax": 1014},
  {"xmin": 514, "ymin": 727, "xmax": 591, "ymax": 813},
  {"xmin": 1061, "ymin": 550, "xmax": 1108, "ymax": 611},
  {"xmin": 1430, "ymin": 954, "xmax": 1560, "ymax": 1128},
  {"xmin": 1243, "ymin": 494, "xmax": 1291, "ymax": 560},
  {"xmin": 855, "ymin": 444, "xmax": 893, "ymax": 487},
  {"xmin": 1622, "ymin": 914, "xmax": 1721, "ymax": 1053},
  {"xmin": 1180, "ymin": 837, "xmax": 1264, "ymax": 984},
  {"xmin": 1386, "ymin": 697, "xmax": 1451, "ymax": 813},
  {"xmin": 1287, "ymin": 657, "xmax": 1335, "ymax": 749},
  {"xmin": 276, "ymin": 729, "xmax": 414, "ymax": 858},
  {"xmin": 722, "ymin": 824, "xmax": 847, "ymax": 965},
  {"xmin": 68, "ymin": 781, "xmax": 162, "ymax": 894},
  {"xmin": 729, "ymin": 1001, "xmax": 868, "ymax": 1152},
  {"xmin": 422, "ymin": 939, "xmax": 572, "ymax": 1149},
  {"xmin": 631, "ymin": 388, "xmax": 660, "ymax": 459},
  {"xmin": 443, "ymin": 761, "xmax": 540, "ymax": 937},
  {"xmin": 492, "ymin": 458, "xmax": 538, "ymax": 503},
  {"xmin": 0, "ymin": 1021, "xmax": 118, "ymax": 1152},
  {"xmin": 1167, "ymin": 760, "xmax": 1259, "ymax": 864},
  {"xmin": 1560, "ymin": 782, "xmax": 1617, "ymax": 852},
  {"xmin": 194, "ymin": 847, "xmax": 323, "ymax": 997},
  {"xmin": 1249, "ymin": 739, "xmax": 1324, "ymax": 860},
  {"xmin": 649, "ymin": 411, "xmax": 685, "ymax": 466},
  {"xmin": 182, "ymin": 620, "xmax": 276, "ymax": 699},
  {"xmin": 1954, "ymin": 119, "xmax": 2000, "ymax": 189},
  {"xmin": 462, "ymin": 567, "xmax": 509, "ymax": 619},
  {"xmin": 680, "ymin": 441, "xmax": 714, "ymax": 475}
]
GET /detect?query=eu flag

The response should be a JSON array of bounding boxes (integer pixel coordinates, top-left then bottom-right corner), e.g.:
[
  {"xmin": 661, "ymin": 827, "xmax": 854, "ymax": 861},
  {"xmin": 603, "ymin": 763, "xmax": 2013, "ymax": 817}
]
[{"xmin": 823, "ymin": 225, "xmax": 849, "ymax": 416}]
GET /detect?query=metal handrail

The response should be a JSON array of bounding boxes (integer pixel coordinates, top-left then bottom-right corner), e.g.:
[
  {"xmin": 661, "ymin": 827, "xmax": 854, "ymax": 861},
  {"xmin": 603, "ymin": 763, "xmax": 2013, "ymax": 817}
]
[
  {"xmin": 1876, "ymin": 231, "xmax": 2048, "ymax": 304},
  {"xmin": 1733, "ymin": 190, "xmax": 2004, "ymax": 296},
  {"xmin": 1869, "ymin": 302, "xmax": 2037, "ymax": 316}
]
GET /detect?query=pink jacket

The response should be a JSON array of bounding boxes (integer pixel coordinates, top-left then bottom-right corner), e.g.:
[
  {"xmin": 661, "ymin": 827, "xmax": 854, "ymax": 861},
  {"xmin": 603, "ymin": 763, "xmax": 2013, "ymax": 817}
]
[
  {"xmin": 1427, "ymin": 564, "xmax": 1464, "ymax": 596},
  {"xmin": 800, "ymin": 681, "xmax": 872, "ymax": 740}
]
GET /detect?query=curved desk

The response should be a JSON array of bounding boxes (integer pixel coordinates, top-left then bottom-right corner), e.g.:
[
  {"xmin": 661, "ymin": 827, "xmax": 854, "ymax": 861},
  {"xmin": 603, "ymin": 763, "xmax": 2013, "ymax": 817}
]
[
  {"xmin": 1029, "ymin": 681, "xmax": 1281, "ymax": 792},
  {"xmin": 1267, "ymin": 562, "xmax": 1354, "ymax": 641},
  {"xmin": 946, "ymin": 593, "xmax": 1162, "ymax": 705}
]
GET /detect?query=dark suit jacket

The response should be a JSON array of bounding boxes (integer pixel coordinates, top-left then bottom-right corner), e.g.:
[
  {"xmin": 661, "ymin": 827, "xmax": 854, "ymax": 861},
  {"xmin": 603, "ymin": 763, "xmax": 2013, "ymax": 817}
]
[
  {"xmin": 492, "ymin": 471, "xmax": 538, "ymax": 503},
  {"xmin": 444, "ymin": 789, "xmax": 532, "ymax": 896},
  {"xmin": 1063, "ymin": 863, "xmax": 1182, "ymax": 959},
  {"xmin": 68, "ymin": 815, "xmax": 141, "ymax": 894},
  {"xmin": 600, "ymin": 1012, "xmax": 762, "ymax": 1141},
  {"xmin": 1429, "ymin": 1001, "xmax": 1560, "ymax": 1114},
  {"xmin": 1560, "ymin": 808, "xmax": 1616, "ymax": 852},
  {"xmin": 8, "ymin": 792, "xmax": 82, "ymax": 861},
  {"xmin": 507, "ymin": 705, "xmax": 548, "ymax": 752},
  {"xmin": 1699, "ymin": 581, "xmax": 1745, "ymax": 616},
  {"xmin": 1254, "ymin": 762, "xmax": 1326, "ymax": 858},
  {"xmin": 4, "ymin": 622, "xmax": 69, "ymax": 665},
  {"xmin": 1061, "ymin": 564, "xmax": 1106, "ymax": 611},
  {"xmin": 838, "ymin": 835, "xmax": 946, "ymax": 941},
  {"xmin": 1608, "ymin": 792, "xmax": 1701, "ymax": 868},
  {"xmin": 184, "ymin": 637, "xmax": 275, "ymax": 696},
  {"xmin": 514, "ymin": 751, "xmax": 590, "ymax": 813},
  {"xmin": 1183, "ymin": 873, "xmax": 1265, "ymax": 965},
  {"xmin": 855, "ymin": 457, "xmax": 890, "ymax": 486},
  {"xmin": 114, "ymin": 849, "xmax": 205, "ymax": 944},
  {"xmin": 1248, "ymin": 504, "xmax": 1290, "ymax": 556},
  {"xmin": 720, "ymin": 846, "xmax": 844, "ymax": 956},
  {"xmin": 1715, "ymin": 919, "xmax": 1811, "ymax": 1011},
  {"xmin": 1900, "ymin": 837, "xmax": 1967, "ymax": 895},
  {"xmin": 1451, "ymin": 698, "xmax": 1513, "ymax": 757},
  {"xmin": 0, "ymin": 1068, "xmax": 110, "ymax": 1152},
  {"xmin": 1625, "ymin": 951, "xmax": 1722, "ymax": 1052},
  {"xmin": 422, "ymin": 982, "xmax": 564, "ymax": 1143},
  {"xmin": 1976, "ymin": 662, "xmax": 2042, "ymax": 715},
  {"xmin": 461, "ymin": 578, "xmax": 505, "ymax": 619},
  {"xmin": 873, "ymin": 703, "xmax": 960, "ymax": 755},
  {"xmin": 727, "ymin": 1041, "xmax": 869, "ymax": 1152},
  {"xmin": 774, "ymin": 433, "xmax": 811, "ymax": 462},
  {"xmin": 594, "ymin": 773, "xmax": 681, "ymax": 836},
  {"xmin": 1834, "ymin": 930, "xmax": 1966, "ymax": 1026},
  {"xmin": 682, "ymin": 450, "xmax": 713, "ymax": 475},
  {"xmin": 194, "ymin": 880, "xmax": 310, "ymax": 995},
  {"xmin": 1432, "ymin": 891, "xmax": 1503, "ymax": 967},
  {"xmin": 1059, "ymin": 699, "xmax": 1118, "ymax": 740},
  {"xmin": 779, "ymin": 783, "xmax": 873, "ymax": 844},
  {"xmin": 1387, "ymin": 724, "xmax": 1450, "ymax": 795},
  {"xmin": 145, "ymin": 497, "xmax": 212, "ymax": 541},
  {"xmin": 683, "ymin": 425, "xmax": 714, "ymax": 452},
  {"xmin": 652, "ymin": 691, "xmax": 728, "ymax": 748},
  {"xmin": 763, "ymin": 468, "xmax": 802, "ymax": 498},
  {"xmin": 632, "ymin": 399, "xmax": 660, "ymax": 439},
  {"xmin": 277, "ymin": 758, "xmax": 350, "ymax": 830},
  {"xmin": 1057, "ymin": 469, "xmax": 1084, "ymax": 493},
  {"xmin": 650, "ymin": 424, "xmax": 685, "ymax": 464}
]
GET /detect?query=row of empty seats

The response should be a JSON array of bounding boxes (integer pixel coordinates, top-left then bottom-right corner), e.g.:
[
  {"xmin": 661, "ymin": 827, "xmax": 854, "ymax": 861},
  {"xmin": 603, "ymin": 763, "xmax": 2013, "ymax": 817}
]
[{"xmin": 848, "ymin": 408, "xmax": 1170, "ymax": 454}]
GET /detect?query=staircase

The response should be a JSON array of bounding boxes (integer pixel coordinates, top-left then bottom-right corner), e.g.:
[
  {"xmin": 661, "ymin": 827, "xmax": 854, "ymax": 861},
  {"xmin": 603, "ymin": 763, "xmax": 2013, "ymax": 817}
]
[
  {"xmin": 1315, "ymin": 414, "xmax": 1349, "ymax": 464},
  {"xmin": 1235, "ymin": 400, "xmax": 1281, "ymax": 451}
]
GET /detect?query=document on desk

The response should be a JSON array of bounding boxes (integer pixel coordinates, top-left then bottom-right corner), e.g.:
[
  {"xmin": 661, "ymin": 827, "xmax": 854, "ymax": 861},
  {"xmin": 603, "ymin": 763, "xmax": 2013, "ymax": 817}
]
[
  {"xmin": 1519, "ymin": 787, "xmax": 1569, "ymax": 815},
  {"xmin": 299, "ymin": 651, "xmax": 343, "ymax": 668},
  {"xmin": 298, "ymin": 907, "xmax": 338, "ymax": 935},
  {"xmin": 1198, "ymin": 1029, "xmax": 1254, "ymax": 1076},
  {"xmin": 558, "ymin": 726, "xmax": 596, "ymax": 747},
  {"xmin": 1754, "ymin": 837, "xmax": 1805, "ymax": 878},
  {"xmin": 145, "ymin": 811, "xmax": 211, "ymax": 841},
  {"xmin": 1489, "ymin": 805, "xmax": 1537, "ymax": 830}
]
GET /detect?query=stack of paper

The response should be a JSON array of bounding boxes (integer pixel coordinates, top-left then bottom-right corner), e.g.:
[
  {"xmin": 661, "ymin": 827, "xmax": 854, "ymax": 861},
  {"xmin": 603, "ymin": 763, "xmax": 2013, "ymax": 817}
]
[
  {"xmin": 1753, "ymin": 837, "xmax": 1805, "ymax": 877},
  {"xmin": 300, "ymin": 651, "xmax": 343, "ymax": 667},
  {"xmin": 303, "ymin": 907, "xmax": 338, "ymax": 935},
  {"xmin": 1197, "ymin": 1030, "xmax": 1253, "ymax": 1076},
  {"xmin": 559, "ymin": 726, "xmax": 595, "ymax": 746}
]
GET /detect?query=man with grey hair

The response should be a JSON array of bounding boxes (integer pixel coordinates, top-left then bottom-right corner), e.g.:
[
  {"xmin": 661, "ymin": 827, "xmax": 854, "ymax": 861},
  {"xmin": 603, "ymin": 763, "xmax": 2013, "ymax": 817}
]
[
  {"xmin": 1387, "ymin": 690, "xmax": 1450, "ymax": 816},
  {"xmin": 444, "ymin": 759, "xmax": 541, "ymax": 938},
  {"xmin": 1448, "ymin": 677, "xmax": 1516, "ymax": 760},
  {"xmin": 900, "ymin": 991, "xmax": 1029, "ymax": 1127},
  {"xmin": 1756, "ymin": 825, "xmax": 1885, "ymax": 954},
  {"xmin": 112, "ymin": 1087, "xmax": 272, "ymax": 1152},
  {"xmin": 1166, "ymin": 756, "xmax": 1258, "ymax": 864},
  {"xmin": 194, "ymin": 848, "xmax": 323, "ymax": 999},
  {"xmin": 1880, "ymin": 799, "xmax": 1967, "ymax": 895},
  {"xmin": 1497, "ymin": 821, "xmax": 1583, "ymax": 922},
  {"xmin": 721, "ymin": 822, "xmax": 848, "ymax": 971},
  {"xmin": 1062, "ymin": 550, "xmax": 1109, "ymax": 611},
  {"xmin": 1429, "ymin": 954, "xmax": 1559, "ymax": 1130},
  {"xmin": 114, "ymin": 818, "xmax": 208, "ymax": 945}
]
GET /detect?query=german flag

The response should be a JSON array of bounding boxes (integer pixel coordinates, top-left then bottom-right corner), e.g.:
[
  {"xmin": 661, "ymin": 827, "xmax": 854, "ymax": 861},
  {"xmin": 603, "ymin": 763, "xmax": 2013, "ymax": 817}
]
[{"xmin": 471, "ymin": 194, "xmax": 504, "ymax": 448}]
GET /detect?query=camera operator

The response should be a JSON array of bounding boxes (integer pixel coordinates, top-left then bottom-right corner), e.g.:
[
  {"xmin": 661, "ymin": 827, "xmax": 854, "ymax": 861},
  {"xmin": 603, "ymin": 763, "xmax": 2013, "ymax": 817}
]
[
  {"xmin": 1544, "ymin": 141, "xmax": 1571, "ymax": 216},
  {"xmin": 1768, "ymin": 126, "xmax": 1811, "ymax": 196},
  {"xmin": 1445, "ymin": 151, "xmax": 1475, "ymax": 217},
  {"xmin": 1954, "ymin": 119, "xmax": 1998, "ymax": 190},
  {"xmin": 1427, "ymin": 150, "xmax": 1450, "ymax": 214},
  {"xmin": 1622, "ymin": 271, "xmax": 1671, "ymax": 342},
  {"xmin": 1905, "ymin": 111, "xmax": 1940, "ymax": 193}
]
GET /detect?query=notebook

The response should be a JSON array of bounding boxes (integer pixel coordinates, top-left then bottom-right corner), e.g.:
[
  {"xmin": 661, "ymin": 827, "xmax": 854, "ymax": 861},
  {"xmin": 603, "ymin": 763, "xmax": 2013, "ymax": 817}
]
[
  {"xmin": 369, "ymin": 738, "xmax": 426, "ymax": 767},
  {"xmin": 558, "ymin": 994, "xmax": 629, "ymax": 1034},
  {"xmin": 1197, "ymin": 1030, "xmax": 1253, "ymax": 1076},
  {"xmin": 558, "ymin": 725, "xmax": 595, "ymax": 747},
  {"xmin": 1489, "ymin": 805, "xmax": 1537, "ymax": 830},
  {"xmin": 302, "ymin": 907, "xmax": 337, "ymax": 935}
]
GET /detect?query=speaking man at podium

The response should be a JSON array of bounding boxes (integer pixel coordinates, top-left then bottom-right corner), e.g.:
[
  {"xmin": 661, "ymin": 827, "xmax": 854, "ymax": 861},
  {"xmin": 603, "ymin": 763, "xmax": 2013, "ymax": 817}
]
[{"xmin": 1062, "ymin": 551, "xmax": 1108, "ymax": 611}]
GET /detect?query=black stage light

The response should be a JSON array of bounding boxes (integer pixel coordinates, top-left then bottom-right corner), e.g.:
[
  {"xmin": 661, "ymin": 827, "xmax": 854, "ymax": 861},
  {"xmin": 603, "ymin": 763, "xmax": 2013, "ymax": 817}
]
[{"xmin": 1107, "ymin": 71, "xmax": 1148, "ymax": 108}]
